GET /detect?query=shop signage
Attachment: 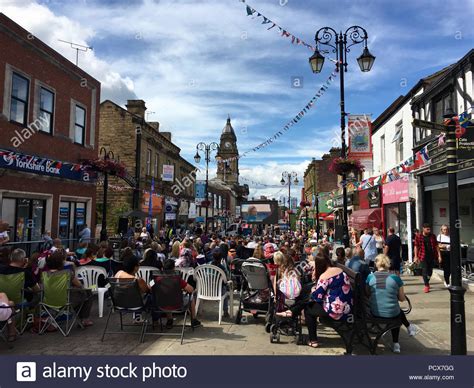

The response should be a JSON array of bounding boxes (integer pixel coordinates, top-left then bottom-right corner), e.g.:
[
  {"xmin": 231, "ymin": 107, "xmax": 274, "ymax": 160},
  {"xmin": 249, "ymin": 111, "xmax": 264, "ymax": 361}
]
[
  {"xmin": 162, "ymin": 164, "xmax": 174, "ymax": 182},
  {"xmin": 457, "ymin": 128, "xmax": 474, "ymax": 160},
  {"xmin": 368, "ymin": 187, "xmax": 380, "ymax": 208},
  {"xmin": 141, "ymin": 192, "xmax": 163, "ymax": 215},
  {"xmin": 165, "ymin": 213, "xmax": 176, "ymax": 220},
  {"xmin": 333, "ymin": 194, "xmax": 352, "ymax": 208},
  {"xmin": 0, "ymin": 148, "xmax": 91, "ymax": 182},
  {"xmin": 195, "ymin": 182, "xmax": 206, "ymax": 205},
  {"xmin": 383, "ymin": 179, "xmax": 410, "ymax": 204},
  {"xmin": 179, "ymin": 201, "xmax": 189, "ymax": 216},
  {"xmin": 458, "ymin": 159, "xmax": 474, "ymax": 172}
]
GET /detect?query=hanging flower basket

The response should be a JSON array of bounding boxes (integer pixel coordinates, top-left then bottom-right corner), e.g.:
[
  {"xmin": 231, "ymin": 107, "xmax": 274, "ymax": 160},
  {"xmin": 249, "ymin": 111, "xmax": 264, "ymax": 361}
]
[
  {"xmin": 81, "ymin": 158, "xmax": 127, "ymax": 178},
  {"xmin": 300, "ymin": 200, "xmax": 311, "ymax": 208},
  {"xmin": 200, "ymin": 200, "xmax": 211, "ymax": 208},
  {"xmin": 329, "ymin": 157, "xmax": 365, "ymax": 176}
]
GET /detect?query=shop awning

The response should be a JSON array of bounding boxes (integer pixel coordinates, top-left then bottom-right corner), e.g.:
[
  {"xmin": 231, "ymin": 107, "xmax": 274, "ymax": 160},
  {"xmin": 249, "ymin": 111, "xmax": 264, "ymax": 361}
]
[
  {"xmin": 324, "ymin": 214, "xmax": 335, "ymax": 221},
  {"xmin": 349, "ymin": 208, "xmax": 382, "ymax": 231}
]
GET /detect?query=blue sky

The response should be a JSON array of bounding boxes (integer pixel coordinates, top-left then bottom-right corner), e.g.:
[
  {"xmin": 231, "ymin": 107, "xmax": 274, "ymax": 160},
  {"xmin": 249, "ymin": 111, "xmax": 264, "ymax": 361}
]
[{"xmin": 1, "ymin": 0, "xmax": 473, "ymax": 199}]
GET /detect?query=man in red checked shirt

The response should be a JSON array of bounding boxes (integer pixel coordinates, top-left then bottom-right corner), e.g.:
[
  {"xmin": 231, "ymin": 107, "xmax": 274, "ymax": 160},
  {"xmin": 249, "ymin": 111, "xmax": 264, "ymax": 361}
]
[{"xmin": 414, "ymin": 223, "xmax": 441, "ymax": 293}]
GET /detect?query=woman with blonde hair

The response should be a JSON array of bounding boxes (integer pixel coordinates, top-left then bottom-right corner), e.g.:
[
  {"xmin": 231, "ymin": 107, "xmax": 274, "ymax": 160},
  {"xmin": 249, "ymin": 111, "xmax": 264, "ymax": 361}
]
[
  {"xmin": 437, "ymin": 224, "xmax": 451, "ymax": 287},
  {"xmin": 170, "ymin": 241, "xmax": 180, "ymax": 260},
  {"xmin": 366, "ymin": 254, "xmax": 418, "ymax": 353}
]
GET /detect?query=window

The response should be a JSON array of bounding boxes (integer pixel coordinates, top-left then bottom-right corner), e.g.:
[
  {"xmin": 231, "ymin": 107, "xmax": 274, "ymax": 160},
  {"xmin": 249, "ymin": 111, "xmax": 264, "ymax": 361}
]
[
  {"xmin": 10, "ymin": 72, "xmax": 29, "ymax": 125},
  {"xmin": 146, "ymin": 149, "xmax": 151, "ymax": 176},
  {"xmin": 380, "ymin": 135, "xmax": 385, "ymax": 172},
  {"xmin": 39, "ymin": 87, "xmax": 54, "ymax": 133},
  {"xmin": 432, "ymin": 92, "xmax": 452, "ymax": 124},
  {"xmin": 392, "ymin": 121, "xmax": 403, "ymax": 163},
  {"xmin": 74, "ymin": 105, "xmax": 86, "ymax": 144},
  {"xmin": 154, "ymin": 153, "xmax": 159, "ymax": 177}
]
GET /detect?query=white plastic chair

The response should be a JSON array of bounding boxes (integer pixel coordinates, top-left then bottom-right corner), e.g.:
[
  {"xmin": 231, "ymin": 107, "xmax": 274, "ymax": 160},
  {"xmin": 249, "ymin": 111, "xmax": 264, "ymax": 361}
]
[
  {"xmin": 136, "ymin": 266, "xmax": 159, "ymax": 284},
  {"xmin": 76, "ymin": 266, "xmax": 109, "ymax": 318},
  {"xmin": 177, "ymin": 267, "xmax": 194, "ymax": 283},
  {"xmin": 194, "ymin": 265, "xmax": 233, "ymax": 324}
]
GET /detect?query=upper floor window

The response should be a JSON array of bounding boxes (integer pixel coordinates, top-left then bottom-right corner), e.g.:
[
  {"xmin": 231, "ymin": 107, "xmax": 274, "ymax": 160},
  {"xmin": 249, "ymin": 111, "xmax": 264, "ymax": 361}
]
[
  {"xmin": 392, "ymin": 121, "xmax": 403, "ymax": 163},
  {"xmin": 39, "ymin": 87, "xmax": 54, "ymax": 133},
  {"xmin": 10, "ymin": 73, "xmax": 29, "ymax": 125},
  {"xmin": 433, "ymin": 92, "xmax": 452, "ymax": 124},
  {"xmin": 380, "ymin": 135, "xmax": 385, "ymax": 172},
  {"xmin": 154, "ymin": 153, "xmax": 159, "ymax": 178},
  {"xmin": 74, "ymin": 105, "xmax": 86, "ymax": 145}
]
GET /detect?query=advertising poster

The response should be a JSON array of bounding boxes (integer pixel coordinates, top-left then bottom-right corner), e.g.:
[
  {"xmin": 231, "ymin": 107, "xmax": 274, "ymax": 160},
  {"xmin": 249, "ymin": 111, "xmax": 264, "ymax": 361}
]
[
  {"xmin": 162, "ymin": 164, "xmax": 174, "ymax": 182},
  {"xmin": 195, "ymin": 181, "xmax": 206, "ymax": 205}
]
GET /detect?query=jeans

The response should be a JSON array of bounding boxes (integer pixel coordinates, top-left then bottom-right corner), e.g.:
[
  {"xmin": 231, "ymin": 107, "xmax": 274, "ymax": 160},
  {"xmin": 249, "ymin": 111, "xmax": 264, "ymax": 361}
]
[{"xmin": 421, "ymin": 258, "xmax": 434, "ymax": 286}]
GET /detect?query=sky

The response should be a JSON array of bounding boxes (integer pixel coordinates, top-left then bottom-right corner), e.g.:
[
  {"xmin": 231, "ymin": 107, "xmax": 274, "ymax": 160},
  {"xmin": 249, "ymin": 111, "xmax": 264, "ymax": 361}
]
[{"xmin": 0, "ymin": 0, "xmax": 473, "ymax": 201}]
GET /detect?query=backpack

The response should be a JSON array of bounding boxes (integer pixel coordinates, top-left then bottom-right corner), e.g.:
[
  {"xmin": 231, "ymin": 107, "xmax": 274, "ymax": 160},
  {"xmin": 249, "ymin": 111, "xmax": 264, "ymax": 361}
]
[{"xmin": 278, "ymin": 270, "xmax": 302, "ymax": 300}]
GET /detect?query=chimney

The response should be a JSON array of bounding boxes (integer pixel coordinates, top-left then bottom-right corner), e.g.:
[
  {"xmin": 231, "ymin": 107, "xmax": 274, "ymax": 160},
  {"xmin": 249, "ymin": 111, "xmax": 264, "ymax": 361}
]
[{"xmin": 126, "ymin": 99, "xmax": 146, "ymax": 119}]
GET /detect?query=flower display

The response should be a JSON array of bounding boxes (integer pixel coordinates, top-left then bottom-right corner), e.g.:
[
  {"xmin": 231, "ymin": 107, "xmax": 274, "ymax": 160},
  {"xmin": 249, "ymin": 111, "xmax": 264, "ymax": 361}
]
[
  {"xmin": 328, "ymin": 157, "xmax": 365, "ymax": 176},
  {"xmin": 81, "ymin": 158, "xmax": 127, "ymax": 178}
]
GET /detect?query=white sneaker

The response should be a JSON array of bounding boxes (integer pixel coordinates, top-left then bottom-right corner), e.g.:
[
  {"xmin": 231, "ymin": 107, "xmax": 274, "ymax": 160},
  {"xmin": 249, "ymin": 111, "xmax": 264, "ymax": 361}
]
[
  {"xmin": 392, "ymin": 342, "xmax": 401, "ymax": 353},
  {"xmin": 408, "ymin": 324, "xmax": 419, "ymax": 337},
  {"xmin": 444, "ymin": 281, "xmax": 449, "ymax": 288}
]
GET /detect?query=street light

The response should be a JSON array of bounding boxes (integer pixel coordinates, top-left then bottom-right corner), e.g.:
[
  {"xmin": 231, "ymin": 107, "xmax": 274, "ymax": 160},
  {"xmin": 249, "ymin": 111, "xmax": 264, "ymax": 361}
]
[
  {"xmin": 194, "ymin": 141, "xmax": 219, "ymax": 234},
  {"xmin": 309, "ymin": 26, "xmax": 375, "ymax": 248},
  {"xmin": 281, "ymin": 171, "xmax": 298, "ymax": 231},
  {"xmin": 99, "ymin": 146, "xmax": 115, "ymax": 242}
]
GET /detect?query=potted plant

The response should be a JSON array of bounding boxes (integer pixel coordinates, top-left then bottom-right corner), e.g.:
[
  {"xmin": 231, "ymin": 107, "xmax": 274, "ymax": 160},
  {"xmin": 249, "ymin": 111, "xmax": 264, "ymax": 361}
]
[{"xmin": 329, "ymin": 157, "xmax": 365, "ymax": 176}]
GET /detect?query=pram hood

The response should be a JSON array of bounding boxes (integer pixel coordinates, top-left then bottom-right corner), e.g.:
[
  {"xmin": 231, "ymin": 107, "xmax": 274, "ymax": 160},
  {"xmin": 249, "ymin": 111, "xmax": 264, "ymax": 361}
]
[{"xmin": 241, "ymin": 258, "xmax": 270, "ymax": 290}]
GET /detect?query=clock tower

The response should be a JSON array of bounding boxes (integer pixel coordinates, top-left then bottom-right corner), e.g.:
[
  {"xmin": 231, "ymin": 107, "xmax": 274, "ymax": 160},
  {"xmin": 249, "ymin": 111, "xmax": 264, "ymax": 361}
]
[{"xmin": 217, "ymin": 115, "xmax": 239, "ymax": 185}]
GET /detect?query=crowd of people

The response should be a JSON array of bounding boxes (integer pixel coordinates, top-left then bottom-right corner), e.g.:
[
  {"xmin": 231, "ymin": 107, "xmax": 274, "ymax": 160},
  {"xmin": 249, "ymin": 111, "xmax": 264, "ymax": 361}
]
[{"xmin": 0, "ymin": 219, "xmax": 453, "ymax": 353}]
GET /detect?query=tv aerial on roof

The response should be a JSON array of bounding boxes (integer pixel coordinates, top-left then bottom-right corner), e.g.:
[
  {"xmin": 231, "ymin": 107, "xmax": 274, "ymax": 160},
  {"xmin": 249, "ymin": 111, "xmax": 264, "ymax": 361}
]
[{"xmin": 58, "ymin": 39, "xmax": 93, "ymax": 67}]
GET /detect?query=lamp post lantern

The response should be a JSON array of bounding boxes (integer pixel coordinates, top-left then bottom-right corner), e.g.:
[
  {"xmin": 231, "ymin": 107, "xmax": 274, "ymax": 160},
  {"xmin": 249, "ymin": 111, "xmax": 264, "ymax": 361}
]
[
  {"xmin": 281, "ymin": 171, "xmax": 298, "ymax": 231},
  {"xmin": 194, "ymin": 142, "xmax": 219, "ymax": 234},
  {"xmin": 309, "ymin": 26, "xmax": 375, "ymax": 247}
]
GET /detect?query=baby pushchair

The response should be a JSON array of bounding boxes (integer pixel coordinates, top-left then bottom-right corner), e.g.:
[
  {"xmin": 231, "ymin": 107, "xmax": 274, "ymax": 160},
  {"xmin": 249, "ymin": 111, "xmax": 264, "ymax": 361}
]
[
  {"xmin": 235, "ymin": 258, "xmax": 273, "ymax": 324},
  {"xmin": 266, "ymin": 271, "xmax": 304, "ymax": 344}
]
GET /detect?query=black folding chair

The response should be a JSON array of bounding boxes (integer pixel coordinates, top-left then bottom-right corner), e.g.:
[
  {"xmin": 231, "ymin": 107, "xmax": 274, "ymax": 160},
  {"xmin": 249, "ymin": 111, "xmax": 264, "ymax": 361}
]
[
  {"xmin": 101, "ymin": 278, "xmax": 149, "ymax": 343},
  {"xmin": 147, "ymin": 272, "xmax": 193, "ymax": 344}
]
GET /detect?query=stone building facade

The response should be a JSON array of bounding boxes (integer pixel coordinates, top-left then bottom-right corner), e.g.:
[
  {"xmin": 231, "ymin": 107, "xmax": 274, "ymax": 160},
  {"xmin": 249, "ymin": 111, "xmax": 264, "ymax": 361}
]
[{"xmin": 97, "ymin": 99, "xmax": 195, "ymax": 233}]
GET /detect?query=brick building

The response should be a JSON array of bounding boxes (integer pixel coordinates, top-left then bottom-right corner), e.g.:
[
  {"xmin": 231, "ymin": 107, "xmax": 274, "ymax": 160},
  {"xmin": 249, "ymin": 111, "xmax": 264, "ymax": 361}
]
[
  {"xmin": 0, "ymin": 13, "xmax": 100, "ymax": 244},
  {"xmin": 98, "ymin": 100, "xmax": 195, "ymax": 233}
]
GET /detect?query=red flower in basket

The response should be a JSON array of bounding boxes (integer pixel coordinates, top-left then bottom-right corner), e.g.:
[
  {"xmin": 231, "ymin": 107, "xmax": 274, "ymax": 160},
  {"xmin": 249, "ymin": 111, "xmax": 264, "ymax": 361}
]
[
  {"xmin": 329, "ymin": 157, "xmax": 365, "ymax": 176},
  {"xmin": 200, "ymin": 200, "xmax": 211, "ymax": 208}
]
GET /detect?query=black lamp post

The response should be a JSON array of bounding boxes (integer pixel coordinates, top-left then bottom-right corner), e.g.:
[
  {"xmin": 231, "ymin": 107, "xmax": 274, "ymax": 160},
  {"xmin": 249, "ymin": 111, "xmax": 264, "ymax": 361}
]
[
  {"xmin": 194, "ymin": 142, "xmax": 219, "ymax": 234},
  {"xmin": 99, "ymin": 146, "xmax": 115, "ymax": 242},
  {"xmin": 311, "ymin": 158, "xmax": 321, "ymax": 239},
  {"xmin": 443, "ymin": 109, "xmax": 467, "ymax": 355},
  {"xmin": 309, "ymin": 26, "xmax": 375, "ymax": 248},
  {"xmin": 281, "ymin": 171, "xmax": 298, "ymax": 231}
]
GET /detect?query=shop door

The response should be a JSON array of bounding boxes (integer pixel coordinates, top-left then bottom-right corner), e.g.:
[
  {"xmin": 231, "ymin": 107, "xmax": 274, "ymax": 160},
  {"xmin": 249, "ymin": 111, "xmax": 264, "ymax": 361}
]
[
  {"xmin": 59, "ymin": 201, "xmax": 87, "ymax": 241},
  {"xmin": 12, "ymin": 198, "xmax": 46, "ymax": 242}
]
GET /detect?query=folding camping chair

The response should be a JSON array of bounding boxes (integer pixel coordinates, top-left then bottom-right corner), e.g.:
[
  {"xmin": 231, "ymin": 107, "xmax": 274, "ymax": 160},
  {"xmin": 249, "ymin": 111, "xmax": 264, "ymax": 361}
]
[
  {"xmin": 0, "ymin": 272, "xmax": 30, "ymax": 334},
  {"xmin": 0, "ymin": 303, "xmax": 17, "ymax": 349},
  {"xmin": 146, "ymin": 272, "xmax": 194, "ymax": 344},
  {"xmin": 39, "ymin": 270, "xmax": 84, "ymax": 337},
  {"xmin": 101, "ymin": 278, "xmax": 149, "ymax": 343}
]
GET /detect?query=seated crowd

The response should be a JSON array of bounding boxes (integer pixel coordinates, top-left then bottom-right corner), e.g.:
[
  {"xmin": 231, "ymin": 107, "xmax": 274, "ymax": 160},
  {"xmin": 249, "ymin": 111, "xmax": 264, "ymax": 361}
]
[{"xmin": 0, "ymin": 225, "xmax": 418, "ymax": 353}]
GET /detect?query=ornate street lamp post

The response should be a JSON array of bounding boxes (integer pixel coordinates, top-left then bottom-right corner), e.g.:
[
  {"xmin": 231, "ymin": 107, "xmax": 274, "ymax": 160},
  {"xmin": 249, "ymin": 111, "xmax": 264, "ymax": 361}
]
[
  {"xmin": 194, "ymin": 142, "xmax": 219, "ymax": 234},
  {"xmin": 281, "ymin": 171, "xmax": 298, "ymax": 231},
  {"xmin": 309, "ymin": 26, "xmax": 375, "ymax": 248}
]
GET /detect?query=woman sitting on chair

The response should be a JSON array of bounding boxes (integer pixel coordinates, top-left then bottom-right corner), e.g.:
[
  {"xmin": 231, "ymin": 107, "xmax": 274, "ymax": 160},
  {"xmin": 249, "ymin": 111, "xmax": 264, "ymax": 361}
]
[{"xmin": 114, "ymin": 256, "xmax": 150, "ymax": 296}]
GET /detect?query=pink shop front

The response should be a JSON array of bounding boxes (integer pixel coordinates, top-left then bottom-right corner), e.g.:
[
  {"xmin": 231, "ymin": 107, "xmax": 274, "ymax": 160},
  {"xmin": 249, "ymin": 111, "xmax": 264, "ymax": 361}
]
[{"xmin": 382, "ymin": 178, "xmax": 416, "ymax": 262}]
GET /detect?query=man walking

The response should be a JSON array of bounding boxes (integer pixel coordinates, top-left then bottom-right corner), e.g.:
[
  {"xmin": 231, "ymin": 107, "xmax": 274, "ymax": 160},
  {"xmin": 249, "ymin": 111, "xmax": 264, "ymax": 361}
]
[
  {"xmin": 384, "ymin": 227, "xmax": 402, "ymax": 275},
  {"xmin": 414, "ymin": 223, "xmax": 441, "ymax": 293}
]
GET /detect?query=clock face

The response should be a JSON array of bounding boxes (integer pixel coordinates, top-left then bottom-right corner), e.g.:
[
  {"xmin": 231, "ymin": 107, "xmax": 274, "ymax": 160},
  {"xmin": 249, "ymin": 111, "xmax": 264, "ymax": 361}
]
[{"xmin": 224, "ymin": 141, "xmax": 232, "ymax": 149}]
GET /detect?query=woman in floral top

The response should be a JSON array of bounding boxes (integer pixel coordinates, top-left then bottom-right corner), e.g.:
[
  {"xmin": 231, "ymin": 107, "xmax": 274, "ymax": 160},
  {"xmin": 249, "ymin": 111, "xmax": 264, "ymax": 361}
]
[{"xmin": 277, "ymin": 252, "xmax": 353, "ymax": 348}]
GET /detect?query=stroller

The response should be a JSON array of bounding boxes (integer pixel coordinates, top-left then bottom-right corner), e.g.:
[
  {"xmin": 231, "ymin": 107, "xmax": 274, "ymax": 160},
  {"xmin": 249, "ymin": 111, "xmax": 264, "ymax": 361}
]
[
  {"xmin": 235, "ymin": 258, "xmax": 274, "ymax": 324},
  {"xmin": 266, "ymin": 264, "xmax": 309, "ymax": 344}
]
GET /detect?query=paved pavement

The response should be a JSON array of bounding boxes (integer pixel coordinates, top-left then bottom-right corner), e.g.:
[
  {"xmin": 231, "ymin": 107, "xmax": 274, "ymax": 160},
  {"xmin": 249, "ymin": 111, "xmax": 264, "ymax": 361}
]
[{"xmin": 3, "ymin": 273, "xmax": 473, "ymax": 356}]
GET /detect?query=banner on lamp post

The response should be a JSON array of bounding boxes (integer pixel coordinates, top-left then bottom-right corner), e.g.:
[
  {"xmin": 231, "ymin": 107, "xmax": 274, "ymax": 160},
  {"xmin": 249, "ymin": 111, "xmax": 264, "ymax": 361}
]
[
  {"xmin": 348, "ymin": 114, "xmax": 373, "ymax": 158},
  {"xmin": 162, "ymin": 164, "xmax": 174, "ymax": 182}
]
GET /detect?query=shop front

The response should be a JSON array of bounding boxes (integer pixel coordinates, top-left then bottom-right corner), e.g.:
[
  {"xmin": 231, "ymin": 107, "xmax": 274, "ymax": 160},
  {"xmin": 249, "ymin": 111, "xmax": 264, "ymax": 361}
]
[
  {"xmin": 333, "ymin": 193, "xmax": 354, "ymax": 241},
  {"xmin": 349, "ymin": 187, "xmax": 382, "ymax": 232},
  {"xmin": 141, "ymin": 191, "xmax": 163, "ymax": 232},
  {"xmin": 0, "ymin": 149, "xmax": 95, "ymax": 246},
  {"xmin": 382, "ymin": 178, "xmax": 415, "ymax": 262}
]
